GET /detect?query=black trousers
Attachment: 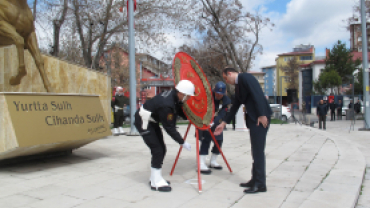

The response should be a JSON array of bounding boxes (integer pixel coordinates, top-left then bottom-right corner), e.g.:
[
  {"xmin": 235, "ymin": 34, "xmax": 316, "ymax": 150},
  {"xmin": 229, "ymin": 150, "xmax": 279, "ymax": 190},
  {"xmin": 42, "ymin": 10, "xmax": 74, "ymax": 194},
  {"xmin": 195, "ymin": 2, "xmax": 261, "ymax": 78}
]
[
  {"xmin": 114, "ymin": 110, "xmax": 125, "ymax": 128},
  {"xmin": 330, "ymin": 110, "xmax": 335, "ymax": 121},
  {"xmin": 199, "ymin": 130, "xmax": 223, "ymax": 155},
  {"xmin": 246, "ymin": 116, "xmax": 270, "ymax": 187},
  {"xmin": 231, "ymin": 116, "xmax": 236, "ymax": 130},
  {"xmin": 319, "ymin": 115, "xmax": 326, "ymax": 129},
  {"xmin": 337, "ymin": 109, "xmax": 342, "ymax": 120},
  {"xmin": 134, "ymin": 111, "xmax": 166, "ymax": 169}
]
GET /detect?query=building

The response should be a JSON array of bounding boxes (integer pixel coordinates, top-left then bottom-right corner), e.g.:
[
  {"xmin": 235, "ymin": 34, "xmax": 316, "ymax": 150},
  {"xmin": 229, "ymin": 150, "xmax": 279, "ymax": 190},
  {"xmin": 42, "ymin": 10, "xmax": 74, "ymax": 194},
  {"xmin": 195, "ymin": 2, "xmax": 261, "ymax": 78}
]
[
  {"xmin": 349, "ymin": 23, "xmax": 370, "ymax": 52},
  {"xmin": 298, "ymin": 58, "xmax": 326, "ymax": 109},
  {"xmin": 276, "ymin": 44, "xmax": 315, "ymax": 105},
  {"xmin": 249, "ymin": 71, "xmax": 266, "ymax": 92},
  {"xmin": 99, "ymin": 45, "xmax": 173, "ymax": 107},
  {"xmin": 261, "ymin": 65, "xmax": 276, "ymax": 102}
]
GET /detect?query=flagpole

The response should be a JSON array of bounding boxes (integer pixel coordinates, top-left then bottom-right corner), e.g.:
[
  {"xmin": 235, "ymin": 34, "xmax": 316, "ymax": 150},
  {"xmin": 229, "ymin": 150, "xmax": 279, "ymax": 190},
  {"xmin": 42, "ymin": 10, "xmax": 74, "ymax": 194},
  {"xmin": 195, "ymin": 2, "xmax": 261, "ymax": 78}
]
[{"xmin": 128, "ymin": 0, "xmax": 139, "ymax": 135}]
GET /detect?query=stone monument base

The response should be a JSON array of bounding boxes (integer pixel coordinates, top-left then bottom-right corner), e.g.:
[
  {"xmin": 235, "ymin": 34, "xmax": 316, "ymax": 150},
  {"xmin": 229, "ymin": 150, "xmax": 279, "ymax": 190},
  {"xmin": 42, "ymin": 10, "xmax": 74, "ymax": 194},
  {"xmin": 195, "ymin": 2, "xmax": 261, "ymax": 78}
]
[{"xmin": 0, "ymin": 93, "xmax": 111, "ymax": 161}]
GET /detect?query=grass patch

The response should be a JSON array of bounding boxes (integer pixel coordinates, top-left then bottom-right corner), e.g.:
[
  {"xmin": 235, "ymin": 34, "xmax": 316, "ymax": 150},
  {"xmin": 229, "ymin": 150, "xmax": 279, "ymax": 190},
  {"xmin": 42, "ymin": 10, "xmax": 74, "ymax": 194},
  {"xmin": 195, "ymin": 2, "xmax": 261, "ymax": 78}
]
[{"xmin": 270, "ymin": 119, "xmax": 288, "ymax": 124}]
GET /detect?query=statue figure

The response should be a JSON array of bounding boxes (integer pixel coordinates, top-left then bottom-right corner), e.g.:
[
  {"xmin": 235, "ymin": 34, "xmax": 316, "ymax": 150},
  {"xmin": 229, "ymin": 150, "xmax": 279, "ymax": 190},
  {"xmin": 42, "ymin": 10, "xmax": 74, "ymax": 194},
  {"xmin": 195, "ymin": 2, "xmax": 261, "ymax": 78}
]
[{"xmin": 0, "ymin": 0, "xmax": 53, "ymax": 92}]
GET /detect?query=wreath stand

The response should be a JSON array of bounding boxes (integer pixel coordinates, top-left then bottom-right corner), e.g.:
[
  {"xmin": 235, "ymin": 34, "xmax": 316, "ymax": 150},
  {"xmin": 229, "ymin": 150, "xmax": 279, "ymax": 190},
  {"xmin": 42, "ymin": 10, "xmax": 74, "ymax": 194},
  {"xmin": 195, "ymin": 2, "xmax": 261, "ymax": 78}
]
[{"xmin": 170, "ymin": 123, "xmax": 233, "ymax": 193}]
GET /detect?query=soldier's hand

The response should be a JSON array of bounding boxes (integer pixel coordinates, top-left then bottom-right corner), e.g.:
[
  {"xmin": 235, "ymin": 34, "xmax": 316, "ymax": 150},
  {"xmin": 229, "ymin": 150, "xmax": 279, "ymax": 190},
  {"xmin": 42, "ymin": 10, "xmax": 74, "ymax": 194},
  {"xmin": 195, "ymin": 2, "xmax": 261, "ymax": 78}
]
[{"xmin": 182, "ymin": 142, "xmax": 191, "ymax": 151}]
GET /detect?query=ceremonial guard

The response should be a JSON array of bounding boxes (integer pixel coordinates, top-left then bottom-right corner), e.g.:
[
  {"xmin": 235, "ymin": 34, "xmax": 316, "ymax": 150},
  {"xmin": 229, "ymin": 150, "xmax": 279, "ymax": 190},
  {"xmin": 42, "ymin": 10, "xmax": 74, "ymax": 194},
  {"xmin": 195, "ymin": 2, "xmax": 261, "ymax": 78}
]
[
  {"xmin": 198, "ymin": 81, "xmax": 231, "ymax": 174},
  {"xmin": 215, "ymin": 68, "xmax": 272, "ymax": 194},
  {"xmin": 112, "ymin": 87, "xmax": 129, "ymax": 135},
  {"xmin": 134, "ymin": 80, "xmax": 194, "ymax": 192}
]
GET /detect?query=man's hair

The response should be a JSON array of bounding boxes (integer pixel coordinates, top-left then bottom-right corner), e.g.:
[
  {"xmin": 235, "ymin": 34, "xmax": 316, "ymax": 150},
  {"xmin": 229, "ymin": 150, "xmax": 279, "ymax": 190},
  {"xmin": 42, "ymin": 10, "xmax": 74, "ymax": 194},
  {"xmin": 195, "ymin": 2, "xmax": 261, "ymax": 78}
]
[{"xmin": 222, "ymin": 67, "xmax": 238, "ymax": 75}]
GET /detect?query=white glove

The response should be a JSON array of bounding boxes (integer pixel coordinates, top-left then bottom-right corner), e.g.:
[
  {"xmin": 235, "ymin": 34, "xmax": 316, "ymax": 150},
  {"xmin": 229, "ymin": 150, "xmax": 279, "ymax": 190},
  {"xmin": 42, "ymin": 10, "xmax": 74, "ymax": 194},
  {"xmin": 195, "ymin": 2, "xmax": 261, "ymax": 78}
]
[{"xmin": 182, "ymin": 142, "xmax": 191, "ymax": 151}]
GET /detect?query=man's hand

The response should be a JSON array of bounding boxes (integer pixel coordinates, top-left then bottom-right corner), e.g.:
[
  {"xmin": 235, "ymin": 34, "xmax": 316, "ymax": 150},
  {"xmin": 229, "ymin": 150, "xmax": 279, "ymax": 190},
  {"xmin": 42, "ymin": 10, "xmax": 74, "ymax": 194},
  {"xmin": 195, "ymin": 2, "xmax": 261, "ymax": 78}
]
[
  {"xmin": 214, "ymin": 122, "xmax": 226, "ymax": 136},
  {"xmin": 257, "ymin": 116, "xmax": 269, "ymax": 128},
  {"xmin": 182, "ymin": 142, "xmax": 191, "ymax": 151}
]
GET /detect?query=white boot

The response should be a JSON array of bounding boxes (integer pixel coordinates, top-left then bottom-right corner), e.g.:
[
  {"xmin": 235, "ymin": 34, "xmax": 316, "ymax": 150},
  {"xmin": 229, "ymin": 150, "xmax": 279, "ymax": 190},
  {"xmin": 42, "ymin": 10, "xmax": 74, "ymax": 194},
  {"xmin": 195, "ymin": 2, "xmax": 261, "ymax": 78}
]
[
  {"xmin": 112, "ymin": 128, "xmax": 119, "ymax": 136},
  {"xmin": 199, "ymin": 155, "xmax": 211, "ymax": 174},
  {"xmin": 150, "ymin": 168, "xmax": 171, "ymax": 192},
  {"xmin": 210, "ymin": 154, "xmax": 223, "ymax": 169},
  {"xmin": 119, "ymin": 127, "xmax": 125, "ymax": 135}
]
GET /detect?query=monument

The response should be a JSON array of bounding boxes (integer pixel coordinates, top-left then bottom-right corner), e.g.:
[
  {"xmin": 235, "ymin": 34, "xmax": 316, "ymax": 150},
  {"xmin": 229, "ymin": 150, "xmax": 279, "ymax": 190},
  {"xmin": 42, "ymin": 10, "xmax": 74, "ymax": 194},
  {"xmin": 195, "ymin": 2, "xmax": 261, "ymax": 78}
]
[{"xmin": 0, "ymin": 0, "xmax": 111, "ymax": 161}]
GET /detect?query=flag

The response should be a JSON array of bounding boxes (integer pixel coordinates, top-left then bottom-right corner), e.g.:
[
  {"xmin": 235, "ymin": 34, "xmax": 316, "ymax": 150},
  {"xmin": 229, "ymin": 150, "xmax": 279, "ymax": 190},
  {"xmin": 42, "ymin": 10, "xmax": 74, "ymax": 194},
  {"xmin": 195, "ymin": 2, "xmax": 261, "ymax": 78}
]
[{"xmin": 127, "ymin": 0, "xmax": 137, "ymax": 14}]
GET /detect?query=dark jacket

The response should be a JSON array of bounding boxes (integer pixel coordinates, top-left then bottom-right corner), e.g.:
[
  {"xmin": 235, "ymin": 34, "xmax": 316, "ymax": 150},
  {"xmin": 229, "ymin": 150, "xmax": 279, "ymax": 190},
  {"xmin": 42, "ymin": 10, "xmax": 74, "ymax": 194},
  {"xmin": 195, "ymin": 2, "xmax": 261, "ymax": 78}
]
[
  {"xmin": 141, "ymin": 89, "xmax": 187, "ymax": 144},
  {"xmin": 337, "ymin": 102, "xmax": 343, "ymax": 109},
  {"xmin": 329, "ymin": 102, "xmax": 337, "ymax": 111},
  {"xmin": 354, "ymin": 102, "xmax": 362, "ymax": 113},
  {"xmin": 225, "ymin": 73, "xmax": 272, "ymax": 123},
  {"xmin": 317, "ymin": 103, "xmax": 328, "ymax": 116},
  {"xmin": 114, "ymin": 95, "xmax": 129, "ymax": 108}
]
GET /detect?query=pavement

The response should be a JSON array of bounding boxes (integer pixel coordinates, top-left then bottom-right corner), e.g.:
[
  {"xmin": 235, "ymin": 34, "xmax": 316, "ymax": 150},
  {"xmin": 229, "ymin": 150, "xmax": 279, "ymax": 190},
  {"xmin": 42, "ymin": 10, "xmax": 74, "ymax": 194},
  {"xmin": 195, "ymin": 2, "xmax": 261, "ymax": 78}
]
[{"xmin": 0, "ymin": 119, "xmax": 369, "ymax": 208}]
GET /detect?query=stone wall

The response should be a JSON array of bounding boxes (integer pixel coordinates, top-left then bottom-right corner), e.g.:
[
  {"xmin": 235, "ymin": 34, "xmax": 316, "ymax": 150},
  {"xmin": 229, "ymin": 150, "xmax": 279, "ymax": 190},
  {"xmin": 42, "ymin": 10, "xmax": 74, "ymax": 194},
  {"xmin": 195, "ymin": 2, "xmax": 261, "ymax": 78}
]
[{"xmin": 0, "ymin": 45, "xmax": 111, "ymax": 122}]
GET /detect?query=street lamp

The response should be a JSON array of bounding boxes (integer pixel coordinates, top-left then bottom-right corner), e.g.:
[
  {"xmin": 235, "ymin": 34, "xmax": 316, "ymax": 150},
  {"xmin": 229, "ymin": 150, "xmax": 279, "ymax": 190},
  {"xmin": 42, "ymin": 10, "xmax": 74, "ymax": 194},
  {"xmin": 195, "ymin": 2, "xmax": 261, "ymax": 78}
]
[{"xmin": 280, "ymin": 76, "xmax": 289, "ymax": 121}]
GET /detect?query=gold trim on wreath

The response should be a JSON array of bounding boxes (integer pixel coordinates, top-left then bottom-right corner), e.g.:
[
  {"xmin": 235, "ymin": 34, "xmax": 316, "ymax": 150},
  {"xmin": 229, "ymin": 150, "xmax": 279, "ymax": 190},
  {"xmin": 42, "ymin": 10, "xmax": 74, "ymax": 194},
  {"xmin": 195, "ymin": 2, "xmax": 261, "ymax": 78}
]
[{"xmin": 174, "ymin": 58, "xmax": 213, "ymax": 128}]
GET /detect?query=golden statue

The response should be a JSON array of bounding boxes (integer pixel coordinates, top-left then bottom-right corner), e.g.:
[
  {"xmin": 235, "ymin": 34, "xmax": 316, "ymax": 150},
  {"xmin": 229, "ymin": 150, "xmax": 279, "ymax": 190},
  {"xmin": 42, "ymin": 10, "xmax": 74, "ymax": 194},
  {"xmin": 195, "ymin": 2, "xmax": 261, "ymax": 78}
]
[{"xmin": 0, "ymin": 0, "xmax": 53, "ymax": 92}]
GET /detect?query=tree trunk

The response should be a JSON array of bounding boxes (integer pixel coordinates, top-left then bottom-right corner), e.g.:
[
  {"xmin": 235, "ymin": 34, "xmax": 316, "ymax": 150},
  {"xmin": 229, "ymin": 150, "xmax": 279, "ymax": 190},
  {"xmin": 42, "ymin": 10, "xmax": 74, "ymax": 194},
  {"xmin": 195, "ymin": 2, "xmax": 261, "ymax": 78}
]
[{"xmin": 51, "ymin": 0, "xmax": 68, "ymax": 57}]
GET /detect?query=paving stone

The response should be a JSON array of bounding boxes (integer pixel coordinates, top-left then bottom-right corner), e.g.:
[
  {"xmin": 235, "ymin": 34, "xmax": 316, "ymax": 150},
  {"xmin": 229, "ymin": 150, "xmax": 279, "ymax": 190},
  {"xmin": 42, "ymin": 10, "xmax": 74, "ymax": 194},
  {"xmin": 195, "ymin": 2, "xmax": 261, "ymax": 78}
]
[
  {"xmin": 0, "ymin": 194, "xmax": 41, "ymax": 208},
  {"xmin": 28, "ymin": 195, "xmax": 85, "ymax": 208},
  {"xmin": 21, "ymin": 185, "xmax": 72, "ymax": 199}
]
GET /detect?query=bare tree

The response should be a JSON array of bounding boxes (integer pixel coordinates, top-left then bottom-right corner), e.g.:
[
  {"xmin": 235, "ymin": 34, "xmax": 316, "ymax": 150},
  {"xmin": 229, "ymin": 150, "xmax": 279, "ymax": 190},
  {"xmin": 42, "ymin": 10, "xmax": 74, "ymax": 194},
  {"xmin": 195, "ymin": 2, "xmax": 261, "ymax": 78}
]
[
  {"xmin": 195, "ymin": 0, "xmax": 274, "ymax": 72},
  {"xmin": 69, "ymin": 0, "xmax": 192, "ymax": 69},
  {"xmin": 280, "ymin": 57, "xmax": 300, "ymax": 89}
]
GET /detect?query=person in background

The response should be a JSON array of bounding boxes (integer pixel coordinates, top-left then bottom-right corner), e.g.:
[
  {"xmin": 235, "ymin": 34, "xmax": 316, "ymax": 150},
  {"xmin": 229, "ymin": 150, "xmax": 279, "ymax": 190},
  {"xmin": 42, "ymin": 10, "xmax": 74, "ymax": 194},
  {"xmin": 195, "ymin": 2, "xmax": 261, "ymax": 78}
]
[
  {"xmin": 329, "ymin": 100, "xmax": 337, "ymax": 121},
  {"xmin": 317, "ymin": 100, "xmax": 327, "ymax": 130},
  {"xmin": 112, "ymin": 87, "xmax": 129, "ymax": 135},
  {"xmin": 337, "ymin": 100, "xmax": 343, "ymax": 120},
  {"xmin": 354, "ymin": 100, "xmax": 362, "ymax": 114}
]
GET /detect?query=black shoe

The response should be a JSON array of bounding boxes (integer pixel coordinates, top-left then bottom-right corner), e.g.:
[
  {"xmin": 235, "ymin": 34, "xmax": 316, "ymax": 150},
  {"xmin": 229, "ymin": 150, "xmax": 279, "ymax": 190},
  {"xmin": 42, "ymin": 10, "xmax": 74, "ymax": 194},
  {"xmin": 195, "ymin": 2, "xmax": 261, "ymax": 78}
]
[
  {"xmin": 240, "ymin": 180, "xmax": 255, "ymax": 188},
  {"xmin": 150, "ymin": 186, "xmax": 172, "ymax": 192},
  {"xmin": 210, "ymin": 165, "xmax": 222, "ymax": 170},
  {"xmin": 200, "ymin": 169, "xmax": 212, "ymax": 175},
  {"xmin": 243, "ymin": 185, "xmax": 267, "ymax": 194}
]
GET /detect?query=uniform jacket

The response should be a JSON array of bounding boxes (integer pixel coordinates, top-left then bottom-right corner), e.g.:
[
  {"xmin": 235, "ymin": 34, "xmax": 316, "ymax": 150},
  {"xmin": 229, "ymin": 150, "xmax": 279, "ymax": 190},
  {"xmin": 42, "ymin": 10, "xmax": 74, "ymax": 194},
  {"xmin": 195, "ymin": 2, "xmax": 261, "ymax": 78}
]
[
  {"xmin": 225, "ymin": 73, "xmax": 272, "ymax": 123},
  {"xmin": 199, "ymin": 92, "xmax": 231, "ymax": 140},
  {"xmin": 142, "ymin": 89, "xmax": 187, "ymax": 144}
]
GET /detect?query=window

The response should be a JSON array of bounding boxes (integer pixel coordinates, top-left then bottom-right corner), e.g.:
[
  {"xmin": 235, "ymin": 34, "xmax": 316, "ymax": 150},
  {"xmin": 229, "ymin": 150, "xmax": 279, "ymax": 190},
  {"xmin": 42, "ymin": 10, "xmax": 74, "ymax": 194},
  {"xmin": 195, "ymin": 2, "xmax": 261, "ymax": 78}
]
[
  {"xmin": 358, "ymin": 36, "xmax": 362, "ymax": 42},
  {"xmin": 300, "ymin": 56, "xmax": 312, "ymax": 61},
  {"xmin": 284, "ymin": 56, "xmax": 295, "ymax": 62}
]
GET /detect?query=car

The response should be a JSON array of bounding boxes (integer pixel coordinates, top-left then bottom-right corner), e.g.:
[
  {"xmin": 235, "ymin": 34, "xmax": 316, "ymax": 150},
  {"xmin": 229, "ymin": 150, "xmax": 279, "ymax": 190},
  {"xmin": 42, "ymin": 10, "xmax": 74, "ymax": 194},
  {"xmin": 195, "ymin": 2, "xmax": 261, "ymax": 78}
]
[{"xmin": 270, "ymin": 104, "xmax": 291, "ymax": 122}]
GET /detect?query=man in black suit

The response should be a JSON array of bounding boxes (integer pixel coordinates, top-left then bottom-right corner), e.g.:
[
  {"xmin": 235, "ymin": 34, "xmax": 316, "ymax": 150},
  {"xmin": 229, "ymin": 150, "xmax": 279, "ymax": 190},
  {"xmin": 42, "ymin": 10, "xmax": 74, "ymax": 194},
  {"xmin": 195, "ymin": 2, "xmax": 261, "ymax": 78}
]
[{"xmin": 214, "ymin": 68, "xmax": 272, "ymax": 194}]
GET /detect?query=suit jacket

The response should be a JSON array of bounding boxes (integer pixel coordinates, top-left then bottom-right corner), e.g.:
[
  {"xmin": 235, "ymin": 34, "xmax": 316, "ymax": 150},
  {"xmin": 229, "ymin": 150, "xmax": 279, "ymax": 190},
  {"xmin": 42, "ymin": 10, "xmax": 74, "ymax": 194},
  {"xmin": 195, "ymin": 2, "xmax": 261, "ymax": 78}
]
[{"xmin": 225, "ymin": 73, "xmax": 272, "ymax": 123}]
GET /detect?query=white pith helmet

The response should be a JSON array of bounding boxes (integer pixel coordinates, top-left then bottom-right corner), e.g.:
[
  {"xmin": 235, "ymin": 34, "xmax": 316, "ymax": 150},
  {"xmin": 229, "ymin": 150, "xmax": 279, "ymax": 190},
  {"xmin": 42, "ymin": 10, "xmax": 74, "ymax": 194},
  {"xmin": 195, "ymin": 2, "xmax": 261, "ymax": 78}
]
[{"xmin": 175, "ymin": 80, "xmax": 195, "ymax": 96}]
